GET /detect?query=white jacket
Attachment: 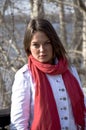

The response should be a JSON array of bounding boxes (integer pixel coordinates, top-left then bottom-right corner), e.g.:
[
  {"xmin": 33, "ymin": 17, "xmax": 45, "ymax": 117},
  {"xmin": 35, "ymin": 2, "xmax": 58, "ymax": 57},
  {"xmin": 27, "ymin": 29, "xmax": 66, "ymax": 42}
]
[{"xmin": 10, "ymin": 64, "xmax": 85, "ymax": 130}]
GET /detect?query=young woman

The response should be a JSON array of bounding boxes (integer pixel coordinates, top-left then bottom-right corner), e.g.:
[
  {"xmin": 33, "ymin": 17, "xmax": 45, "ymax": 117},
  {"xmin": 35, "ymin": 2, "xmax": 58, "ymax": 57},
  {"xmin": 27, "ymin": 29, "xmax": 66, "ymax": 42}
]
[{"xmin": 10, "ymin": 18, "xmax": 86, "ymax": 130}]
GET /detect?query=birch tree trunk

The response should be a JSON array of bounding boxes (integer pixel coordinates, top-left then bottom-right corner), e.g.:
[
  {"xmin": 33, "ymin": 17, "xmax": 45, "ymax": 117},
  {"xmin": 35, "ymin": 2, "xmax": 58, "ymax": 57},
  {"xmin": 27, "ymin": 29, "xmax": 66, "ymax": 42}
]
[
  {"xmin": 58, "ymin": 0, "xmax": 67, "ymax": 48},
  {"xmin": 82, "ymin": 10, "xmax": 86, "ymax": 66},
  {"xmin": 30, "ymin": 0, "xmax": 44, "ymax": 19},
  {"xmin": 72, "ymin": 0, "xmax": 83, "ymax": 50},
  {"xmin": 0, "ymin": 74, "xmax": 4, "ymax": 109}
]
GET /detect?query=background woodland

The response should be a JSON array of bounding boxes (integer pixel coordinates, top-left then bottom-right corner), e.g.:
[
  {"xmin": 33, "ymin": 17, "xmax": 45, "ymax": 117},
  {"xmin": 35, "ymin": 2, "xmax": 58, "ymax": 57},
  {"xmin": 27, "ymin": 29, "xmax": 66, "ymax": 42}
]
[{"xmin": 0, "ymin": 0, "xmax": 86, "ymax": 109}]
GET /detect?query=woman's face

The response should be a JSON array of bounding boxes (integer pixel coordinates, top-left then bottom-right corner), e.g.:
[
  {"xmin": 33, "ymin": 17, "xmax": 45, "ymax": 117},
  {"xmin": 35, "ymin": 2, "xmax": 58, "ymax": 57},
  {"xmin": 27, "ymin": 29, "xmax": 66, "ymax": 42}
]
[{"xmin": 30, "ymin": 31, "xmax": 53, "ymax": 64}]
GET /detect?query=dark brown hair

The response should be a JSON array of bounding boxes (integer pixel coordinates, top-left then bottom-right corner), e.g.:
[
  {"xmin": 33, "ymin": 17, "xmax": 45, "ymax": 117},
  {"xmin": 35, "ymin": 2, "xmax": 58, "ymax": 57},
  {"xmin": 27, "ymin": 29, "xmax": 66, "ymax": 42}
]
[{"xmin": 23, "ymin": 18, "xmax": 67, "ymax": 60}]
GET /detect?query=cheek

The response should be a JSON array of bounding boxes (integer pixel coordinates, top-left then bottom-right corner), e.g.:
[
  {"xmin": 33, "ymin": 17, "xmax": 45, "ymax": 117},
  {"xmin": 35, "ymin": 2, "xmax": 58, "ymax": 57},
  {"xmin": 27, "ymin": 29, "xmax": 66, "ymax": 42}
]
[
  {"xmin": 30, "ymin": 47, "xmax": 34, "ymax": 53},
  {"xmin": 49, "ymin": 46, "xmax": 53, "ymax": 54},
  {"xmin": 30, "ymin": 48, "xmax": 38, "ymax": 55}
]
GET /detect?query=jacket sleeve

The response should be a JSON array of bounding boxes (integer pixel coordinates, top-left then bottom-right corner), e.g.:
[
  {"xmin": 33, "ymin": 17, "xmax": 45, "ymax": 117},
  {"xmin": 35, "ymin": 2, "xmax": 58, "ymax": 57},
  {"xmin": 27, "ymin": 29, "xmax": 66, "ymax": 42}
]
[{"xmin": 10, "ymin": 70, "xmax": 31, "ymax": 130}]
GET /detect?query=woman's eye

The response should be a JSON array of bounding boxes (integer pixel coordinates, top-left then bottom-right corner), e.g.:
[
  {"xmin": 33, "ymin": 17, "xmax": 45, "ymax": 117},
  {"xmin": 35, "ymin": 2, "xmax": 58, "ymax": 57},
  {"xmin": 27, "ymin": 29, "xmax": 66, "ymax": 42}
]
[
  {"xmin": 33, "ymin": 43, "xmax": 39, "ymax": 48},
  {"xmin": 45, "ymin": 41, "xmax": 51, "ymax": 45}
]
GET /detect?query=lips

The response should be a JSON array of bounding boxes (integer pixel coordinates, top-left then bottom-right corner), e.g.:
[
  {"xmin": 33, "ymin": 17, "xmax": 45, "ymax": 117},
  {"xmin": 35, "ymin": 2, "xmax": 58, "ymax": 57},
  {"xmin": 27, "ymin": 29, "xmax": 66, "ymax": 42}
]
[{"xmin": 39, "ymin": 55, "xmax": 47, "ymax": 58}]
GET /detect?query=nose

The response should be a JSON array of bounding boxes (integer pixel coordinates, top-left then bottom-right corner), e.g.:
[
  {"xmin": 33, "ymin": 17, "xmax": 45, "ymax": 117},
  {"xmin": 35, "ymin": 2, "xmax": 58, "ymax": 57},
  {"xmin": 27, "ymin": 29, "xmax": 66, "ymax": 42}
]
[{"xmin": 39, "ymin": 45, "xmax": 45, "ymax": 51}]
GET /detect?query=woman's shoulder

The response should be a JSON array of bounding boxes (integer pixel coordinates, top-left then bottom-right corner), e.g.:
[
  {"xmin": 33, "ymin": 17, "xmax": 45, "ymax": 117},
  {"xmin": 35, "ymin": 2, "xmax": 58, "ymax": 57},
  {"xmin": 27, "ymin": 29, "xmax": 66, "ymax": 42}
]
[
  {"xmin": 69, "ymin": 65, "xmax": 77, "ymax": 74},
  {"xmin": 69, "ymin": 65, "xmax": 78, "ymax": 78},
  {"xmin": 15, "ymin": 64, "xmax": 31, "ymax": 80},
  {"xmin": 12, "ymin": 64, "xmax": 33, "ymax": 92},
  {"xmin": 69, "ymin": 65, "xmax": 82, "ymax": 87}
]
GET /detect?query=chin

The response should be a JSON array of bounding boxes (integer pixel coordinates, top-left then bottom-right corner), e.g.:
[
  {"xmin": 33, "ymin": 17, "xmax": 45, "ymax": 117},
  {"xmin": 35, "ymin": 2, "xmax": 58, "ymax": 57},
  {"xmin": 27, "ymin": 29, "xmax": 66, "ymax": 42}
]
[{"xmin": 38, "ymin": 60, "xmax": 46, "ymax": 63}]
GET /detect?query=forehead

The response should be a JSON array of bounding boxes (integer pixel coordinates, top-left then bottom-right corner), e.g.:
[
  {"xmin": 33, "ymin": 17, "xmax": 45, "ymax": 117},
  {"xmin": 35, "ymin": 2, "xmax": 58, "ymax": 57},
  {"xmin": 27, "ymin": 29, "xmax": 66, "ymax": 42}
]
[{"xmin": 31, "ymin": 31, "xmax": 49, "ymax": 41}]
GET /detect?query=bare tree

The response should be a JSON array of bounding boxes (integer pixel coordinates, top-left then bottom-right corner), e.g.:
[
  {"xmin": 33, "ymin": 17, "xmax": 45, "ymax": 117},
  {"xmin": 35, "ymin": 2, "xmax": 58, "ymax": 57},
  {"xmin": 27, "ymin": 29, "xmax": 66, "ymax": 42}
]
[
  {"xmin": 58, "ymin": 0, "xmax": 67, "ymax": 48},
  {"xmin": 30, "ymin": 0, "xmax": 44, "ymax": 19},
  {"xmin": 0, "ymin": 0, "xmax": 86, "ymax": 109},
  {"xmin": 72, "ymin": 0, "xmax": 86, "ymax": 67},
  {"xmin": 80, "ymin": 0, "xmax": 86, "ymax": 67},
  {"xmin": 72, "ymin": 0, "xmax": 83, "ymax": 50}
]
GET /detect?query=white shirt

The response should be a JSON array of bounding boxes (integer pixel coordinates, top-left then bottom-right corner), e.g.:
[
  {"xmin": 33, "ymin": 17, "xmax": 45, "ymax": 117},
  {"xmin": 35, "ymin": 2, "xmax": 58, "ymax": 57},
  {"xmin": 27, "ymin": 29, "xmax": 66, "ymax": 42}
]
[{"xmin": 10, "ymin": 64, "xmax": 86, "ymax": 130}]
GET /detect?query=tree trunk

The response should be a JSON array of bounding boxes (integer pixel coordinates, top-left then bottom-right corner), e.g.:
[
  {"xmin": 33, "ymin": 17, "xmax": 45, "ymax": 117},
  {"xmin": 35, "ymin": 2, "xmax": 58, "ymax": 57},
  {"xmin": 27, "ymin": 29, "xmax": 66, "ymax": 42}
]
[
  {"xmin": 82, "ymin": 11, "xmax": 86, "ymax": 66},
  {"xmin": 30, "ymin": 0, "xmax": 44, "ymax": 19},
  {"xmin": 58, "ymin": 0, "xmax": 67, "ymax": 48},
  {"xmin": 72, "ymin": 0, "xmax": 83, "ymax": 50}
]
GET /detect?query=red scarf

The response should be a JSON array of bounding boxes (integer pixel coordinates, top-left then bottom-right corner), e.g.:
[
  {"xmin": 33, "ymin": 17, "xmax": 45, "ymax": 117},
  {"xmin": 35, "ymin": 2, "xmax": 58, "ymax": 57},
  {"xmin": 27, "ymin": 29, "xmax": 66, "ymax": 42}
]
[{"xmin": 28, "ymin": 55, "xmax": 85, "ymax": 130}]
